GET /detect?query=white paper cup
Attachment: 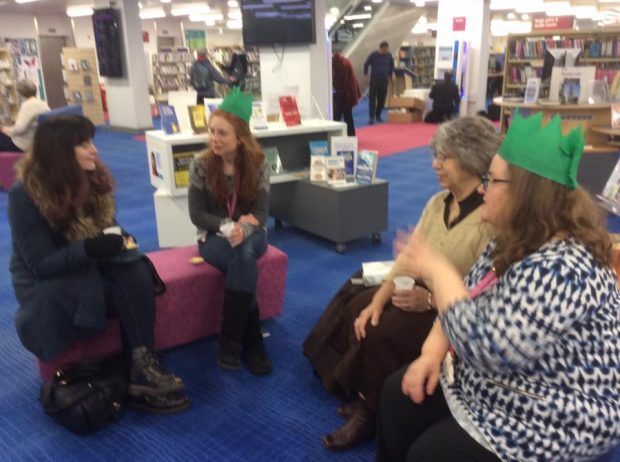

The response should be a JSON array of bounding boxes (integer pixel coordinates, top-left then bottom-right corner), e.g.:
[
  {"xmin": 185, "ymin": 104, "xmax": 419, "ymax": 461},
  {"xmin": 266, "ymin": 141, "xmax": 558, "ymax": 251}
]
[
  {"xmin": 102, "ymin": 226, "xmax": 122, "ymax": 236},
  {"xmin": 219, "ymin": 221, "xmax": 235, "ymax": 238},
  {"xmin": 393, "ymin": 276, "xmax": 415, "ymax": 291}
]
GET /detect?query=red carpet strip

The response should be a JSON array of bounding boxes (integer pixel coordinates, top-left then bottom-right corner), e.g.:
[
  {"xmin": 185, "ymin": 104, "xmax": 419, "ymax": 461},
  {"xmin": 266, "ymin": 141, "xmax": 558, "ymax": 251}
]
[{"xmin": 357, "ymin": 122, "xmax": 438, "ymax": 157}]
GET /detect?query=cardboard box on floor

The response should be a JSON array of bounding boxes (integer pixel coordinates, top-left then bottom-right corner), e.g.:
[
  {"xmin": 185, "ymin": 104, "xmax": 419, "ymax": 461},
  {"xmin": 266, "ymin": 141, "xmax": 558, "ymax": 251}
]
[
  {"xmin": 387, "ymin": 111, "xmax": 422, "ymax": 123},
  {"xmin": 387, "ymin": 96, "xmax": 426, "ymax": 112}
]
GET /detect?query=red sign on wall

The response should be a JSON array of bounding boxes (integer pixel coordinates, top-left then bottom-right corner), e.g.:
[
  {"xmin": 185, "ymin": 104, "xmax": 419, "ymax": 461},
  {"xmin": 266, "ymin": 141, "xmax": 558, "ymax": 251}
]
[
  {"xmin": 532, "ymin": 16, "xmax": 575, "ymax": 31},
  {"xmin": 142, "ymin": 31, "xmax": 150, "ymax": 43},
  {"xmin": 452, "ymin": 17, "xmax": 466, "ymax": 31}
]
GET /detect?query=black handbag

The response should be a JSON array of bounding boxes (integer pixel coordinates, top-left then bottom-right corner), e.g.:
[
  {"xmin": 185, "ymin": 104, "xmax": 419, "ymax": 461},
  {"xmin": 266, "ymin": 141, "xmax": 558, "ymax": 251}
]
[{"xmin": 40, "ymin": 359, "xmax": 128, "ymax": 435}]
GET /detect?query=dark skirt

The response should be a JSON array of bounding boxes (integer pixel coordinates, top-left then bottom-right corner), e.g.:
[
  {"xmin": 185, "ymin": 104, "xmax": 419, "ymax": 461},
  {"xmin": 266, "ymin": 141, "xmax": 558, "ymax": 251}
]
[{"xmin": 303, "ymin": 270, "xmax": 436, "ymax": 411}]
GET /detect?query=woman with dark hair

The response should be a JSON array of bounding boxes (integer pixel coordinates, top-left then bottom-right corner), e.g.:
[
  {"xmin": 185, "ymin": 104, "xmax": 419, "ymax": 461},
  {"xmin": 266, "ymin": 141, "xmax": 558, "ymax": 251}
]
[
  {"xmin": 0, "ymin": 79, "xmax": 49, "ymax": 151},
  {"xmin": 8, "ymin": 115, "xmax": 188, "ymax": 414},
  {"xmin": 303, "ymin": 116, "xmax": 501, "ymax": 451},
  {"xmin": 188, "ymin": 88, "xmax": 272, "ymax": 375},
  {"xmin": 377, "ymin": 111, "xmax": 620, "ymax": 461}
]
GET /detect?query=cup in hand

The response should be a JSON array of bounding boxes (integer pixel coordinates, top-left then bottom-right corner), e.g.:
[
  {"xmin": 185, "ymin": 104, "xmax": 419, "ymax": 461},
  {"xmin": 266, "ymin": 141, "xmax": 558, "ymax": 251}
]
[
  {"xmin": 393, "ymin": 276, "xmax": 415, "ymax": 291},
  {"xmin": 219, "ymin": 221, "xmax": 235, "ymax": 238},
  {"xmin": 102, "ymin": 226, "xmax": 122, "ymax": 236}
]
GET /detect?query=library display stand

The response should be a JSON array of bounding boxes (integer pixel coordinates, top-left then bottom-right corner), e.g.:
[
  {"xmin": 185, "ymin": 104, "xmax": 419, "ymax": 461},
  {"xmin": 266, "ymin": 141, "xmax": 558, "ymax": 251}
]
[
  {"xmin": 61, "ymin": 48, "xmax": 105, "ymax": 125},
  {"xmin": 0, "ymin": 48, "xmax": 18, "ymax": 125},
  {"xmin": 152, "ymin": 48, "xmax": 192, "ymax": 102},
  {"xmin": 146, "ymin": 120, "xmax": 388, "ymax": 252}
]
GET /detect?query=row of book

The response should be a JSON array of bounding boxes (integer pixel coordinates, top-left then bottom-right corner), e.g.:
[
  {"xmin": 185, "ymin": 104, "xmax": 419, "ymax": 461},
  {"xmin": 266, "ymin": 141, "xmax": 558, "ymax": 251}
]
[
  {"xmin": 507, "ymin": 64, "xmax": 542, "ymax": 85},
  {"xmin": 509, "ymin": 38, "xmax": 587, "ymax": 60}
]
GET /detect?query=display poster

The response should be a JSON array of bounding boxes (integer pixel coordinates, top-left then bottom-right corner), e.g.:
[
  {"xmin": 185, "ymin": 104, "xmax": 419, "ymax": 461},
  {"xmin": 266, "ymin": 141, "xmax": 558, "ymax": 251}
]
[
  {"xmin": 5, "ymin": 38, "xmax": 45, "ymax": 100},
  {"xmin": 185, "ymin": 30, "xmax": 206, "ymax": 51}
]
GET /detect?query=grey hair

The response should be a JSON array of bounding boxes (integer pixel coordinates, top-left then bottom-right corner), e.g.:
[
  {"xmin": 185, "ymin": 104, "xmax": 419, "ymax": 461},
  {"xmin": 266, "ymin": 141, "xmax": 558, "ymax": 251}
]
[
  {"xmin": 16, "ymin": 80, "xmax": 37, "ymax": 98},
  {"xmin": 429, "ymin": 116, "xmax": 501, "ymax": 177}
]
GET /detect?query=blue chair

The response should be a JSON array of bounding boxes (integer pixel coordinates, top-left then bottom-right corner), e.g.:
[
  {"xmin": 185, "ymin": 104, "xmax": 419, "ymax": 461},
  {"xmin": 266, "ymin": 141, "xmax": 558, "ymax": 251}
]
[{"xmin": 37, "ymin": 104, "xmax": 83, "ymax": 123}]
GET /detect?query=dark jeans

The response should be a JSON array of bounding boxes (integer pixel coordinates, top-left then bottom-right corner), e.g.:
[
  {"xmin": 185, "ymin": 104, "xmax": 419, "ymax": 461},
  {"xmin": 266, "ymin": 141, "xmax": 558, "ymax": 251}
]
[
  {"xmin": 376, "ymin": 366, "xmax": 501, "ymax": 462},
  {"xmin": 333, "ymin": 92, "xmax": 356, "ymax": 136},
  {"xmin": 368, "ymin": 78, "xmax": 389, "ymax": 121},
  {"xmin": 100, "ymin": 259, "xmax": 156, "ymax": 351},
  {"xmin": 0, "ymin": 131, "xmax": 22, "ymax": 152},
  {"xmin": 198, "ymin": 229, "xmax": 268, "ymax": 294}
]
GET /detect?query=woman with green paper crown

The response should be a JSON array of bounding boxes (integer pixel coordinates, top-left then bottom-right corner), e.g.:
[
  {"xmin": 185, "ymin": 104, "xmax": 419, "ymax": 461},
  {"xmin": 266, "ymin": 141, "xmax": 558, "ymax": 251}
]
[
  {"xmin": 377, "ymin": 110, "xmax": 620, "ymax": 462},
  {"xmin": 188, "ymin": 87, "xmax": 272, "ymax": 375}
]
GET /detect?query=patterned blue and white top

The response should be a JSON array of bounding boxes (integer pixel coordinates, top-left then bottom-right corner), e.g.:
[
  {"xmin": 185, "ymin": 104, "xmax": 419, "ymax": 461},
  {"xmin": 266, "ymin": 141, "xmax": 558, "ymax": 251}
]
[{"xmin": 441, "ymin": 238, "xmax": 620, "ymax": 462}]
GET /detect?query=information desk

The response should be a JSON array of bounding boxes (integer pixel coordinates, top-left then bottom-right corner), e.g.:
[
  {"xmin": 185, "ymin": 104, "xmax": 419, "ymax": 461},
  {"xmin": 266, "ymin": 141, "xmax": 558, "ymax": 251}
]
[
  {"xmin": 146, "ymin": 120, "xmax": 388, "ymax": 251},
  {"xmin": 493, "ymin": 97, "xmax": 612, "ymax": 146}
]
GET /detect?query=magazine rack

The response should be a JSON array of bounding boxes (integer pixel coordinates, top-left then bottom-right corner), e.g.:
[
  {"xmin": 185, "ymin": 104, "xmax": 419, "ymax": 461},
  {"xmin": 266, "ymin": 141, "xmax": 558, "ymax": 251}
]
[{"xmin": 146, "ymin": 119, "xmax": 388, "ymax": 250}]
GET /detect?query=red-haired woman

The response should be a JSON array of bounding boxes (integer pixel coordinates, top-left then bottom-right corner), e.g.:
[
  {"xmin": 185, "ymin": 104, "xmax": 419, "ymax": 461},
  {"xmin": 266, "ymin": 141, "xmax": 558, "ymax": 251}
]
[
  {"xmin": 8, "ymin": 115, "xmax": 188, "ymax": 414},
  {"xmin": 188, "ymin": 89, "xmax": 272, "ymax": 375}
]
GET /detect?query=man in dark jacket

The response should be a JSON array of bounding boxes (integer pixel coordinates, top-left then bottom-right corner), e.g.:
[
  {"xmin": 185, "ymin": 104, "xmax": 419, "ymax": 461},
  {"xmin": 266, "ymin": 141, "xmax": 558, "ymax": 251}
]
[
  {"xmin": 363, "ymin": 41, "xmax": 394, "ymax": 125},
  {"xmin": 424, "ymin": 70, "xmax": 461, "ymax": 123},
  {"xmin": 190, "ymin": 52, "xmax": 231, "ymax": 105}
]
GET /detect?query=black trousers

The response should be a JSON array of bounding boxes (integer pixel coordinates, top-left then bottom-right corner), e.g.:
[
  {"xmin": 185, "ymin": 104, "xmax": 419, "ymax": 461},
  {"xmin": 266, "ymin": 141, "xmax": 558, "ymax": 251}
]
[
  {"xmin": 100, "ymin": 259, "xmax": 156, "ymax": 351},
  {"xmin": 333, "ymin": 92, "xmax": 356, "ymax": 136},
  {"xmin": 368, "ymin": 78, "xmax": 388, "ymax": 121},
  {"xmin": 0, "ymin": 132, "xmax": 22, "ymax": 152},
  {"xmin": 376, "ymin": 366, "xmax": 501, "ymax": 462}
]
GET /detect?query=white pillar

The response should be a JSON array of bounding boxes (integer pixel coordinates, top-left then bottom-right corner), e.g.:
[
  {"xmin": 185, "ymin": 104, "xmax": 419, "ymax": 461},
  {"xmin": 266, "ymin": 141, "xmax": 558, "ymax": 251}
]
[
  {"xmin": 435, "ymin": 0, "xmax": 491, "ymax": 116},
  {"xmin": 258, "ymin": 0, "xmax": 330, "ymax": 120},
  {"xmin": 96, "ymin": 0, "xmax": 152, "ymax": 129}
]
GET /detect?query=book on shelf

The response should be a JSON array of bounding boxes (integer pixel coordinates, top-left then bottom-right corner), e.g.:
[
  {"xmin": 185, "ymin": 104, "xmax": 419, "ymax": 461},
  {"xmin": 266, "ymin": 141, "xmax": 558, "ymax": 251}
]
[
  {"xmin": 597, "ymin": 158, "xmax": 620, "ymax": 216},
  {"xmin": 159, "ymin": 104, "xmax": 180, "ymax": 134},
  {"xmin": 561, "ymin": 77, "xmax": 580, "ymax": 104},
  {"xmin": 523, "ymin": 77, "xmax": 541, "ymax": 104},
  {"xmin": 278, "ymin": 95, "xmax": 301, "ymax": 126},
  {"xmin": 310, "ymin": 155, "xmax": 327, "ymax": 182},
  {"xmin": 188, "ymin": 105, "xmax": 208, "ymax": 134},
  {"xmin": 362, "ymin": 260, "xmax": 394, "ymax": 286},
  {"xmin": 355, "ymin": 150, "xmax": 379, "ymax": 185},
  {"xmin": 264, "ymin": 146, "xmax": 283, "ymax": 175},
  {"xmin": 250, "ymin": 101, "xmax": 268, "ymax": 130},
  {"xmin": 309, "ymin": 139, "xmax": 329, "ymax": 156},
  {"xmin": 330, "ymin": 136, "xmax": 357, "ymax": 177},
  {"xmin": 326, "ymin": 156, "xmax": 347, "ymax": 186}
]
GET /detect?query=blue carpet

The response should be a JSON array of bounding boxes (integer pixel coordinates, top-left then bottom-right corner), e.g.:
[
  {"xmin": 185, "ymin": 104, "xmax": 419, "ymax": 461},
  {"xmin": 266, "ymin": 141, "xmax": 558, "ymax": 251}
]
[{"xmin": 0, "ymin": 118, "xmax": 618, "ymax": 461}]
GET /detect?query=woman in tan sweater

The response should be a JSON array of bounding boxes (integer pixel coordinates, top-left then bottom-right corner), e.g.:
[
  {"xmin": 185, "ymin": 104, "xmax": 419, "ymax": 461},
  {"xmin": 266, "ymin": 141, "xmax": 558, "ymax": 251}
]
[{"xmin": 303, "ymin": 116, "xmax": 501, "ymax": 451}]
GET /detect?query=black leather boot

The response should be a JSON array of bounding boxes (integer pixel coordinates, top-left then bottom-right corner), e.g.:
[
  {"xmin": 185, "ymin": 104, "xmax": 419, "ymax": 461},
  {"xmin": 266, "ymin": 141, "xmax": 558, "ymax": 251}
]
[
  {"xmin": 218, "ymin": 289, "xmax": 253, "ymax": 371},
  {"xmin": 242, "ymin": 308, "xmax": 272, "ymax": 376},
  {"xmin": 128, "ymin": 346, "xmax": 185, "ymax": 396},
  {"xmin": 322, "ymin": 400, "xmax": 375, "ymax": 451}
]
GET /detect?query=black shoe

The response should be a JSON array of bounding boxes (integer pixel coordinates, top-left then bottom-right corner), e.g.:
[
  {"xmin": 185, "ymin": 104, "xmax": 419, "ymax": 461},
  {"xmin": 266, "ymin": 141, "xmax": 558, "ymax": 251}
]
[
  {"xmin": 337, "ymin": 400, "xmax": 364, "ymax": 419},
  {"xmin": 369, "ymin": 118, "xmax": 375, "ymax": 125},
  {"xmin": 127, "ymin": 390, "xmax": 190, "ymax": 415},
  {"xmin": 129, "ymin": 346, "xmax": 184, "ymax": 396},
  {"xmin": 244, "ymin": 343, "xmax": 272, "ymax": 376},
  {"xmin": 322, "ymin": 404, "xmax": 375, "ymax": 451},
  {"xmin": 376, "ymin": 117, "xmax": 383, "ymax": 123},
  {"xmin": 218, "ymin": 337, "xmax": 242, "ymax": 371}
]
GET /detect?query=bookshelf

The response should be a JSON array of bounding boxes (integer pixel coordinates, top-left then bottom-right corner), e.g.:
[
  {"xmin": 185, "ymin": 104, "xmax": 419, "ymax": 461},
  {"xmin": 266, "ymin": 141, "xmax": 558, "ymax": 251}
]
[
  {"xmin": 152, "ymin": 48, "xmax": 192, "ymax": 101},
  {"xmin": 0, "ymin": 48, "xmax": 18, "ymax": 125},
  {"xmin": 61, "ymin": 48, "xmax": 105, "ymax": 125},
  {"xmin": 412, "ymin": 46, "xmax": 435, "ymax": 88}
]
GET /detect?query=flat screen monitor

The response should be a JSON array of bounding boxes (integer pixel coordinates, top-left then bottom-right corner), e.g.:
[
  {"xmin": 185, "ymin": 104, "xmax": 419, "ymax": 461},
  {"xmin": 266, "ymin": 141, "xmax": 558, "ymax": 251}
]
[
  {"xmin": 241, "ymin": 0, "xmax": 316, "ymax": 46},
  {"xmin": 92, "ymin": 8, "xmax": 124, "ymax": 77}
]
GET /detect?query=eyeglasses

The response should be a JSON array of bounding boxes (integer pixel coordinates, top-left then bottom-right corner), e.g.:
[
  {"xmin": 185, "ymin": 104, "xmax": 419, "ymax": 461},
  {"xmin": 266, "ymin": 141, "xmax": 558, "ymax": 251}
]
[
  {"xmin": 480, "ymin": 173, "xmax": 510, "ymax": 192},
  {"xmin": 431, "ymin": 151, "xmax": 454, "ymax": 162}
]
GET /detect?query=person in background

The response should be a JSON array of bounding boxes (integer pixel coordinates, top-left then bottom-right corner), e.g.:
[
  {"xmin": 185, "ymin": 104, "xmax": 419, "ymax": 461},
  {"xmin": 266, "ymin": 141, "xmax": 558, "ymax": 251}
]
[
  {"xmin": 8, "ymin": 115, "xmax": 188, "ymax": 414},
  {"xmin": 0, "ymin": 79, "xmax": 49, "ymax": 152},
  {"xmin": 188, "ymin": 87, "xmax": 272, "ymax": 376},
  {"xmin": 190, "ymin": 51, "xmax": 233, "ymax": 105},
  {"xmin": 424, "ymin": 70, "xmax": 460, "ymax": 124},
  {"xmin": 332, "ymin": 49, "xmax": 361, "ymax": 136},
  {"xmin": 377, "ymin": 111, "xmax": 620, "ymax": 461},
  {"xmin": 363, "ymin": 41, "xmax": 394, "ymax": 125},
  {"xmin": 303, "ymin": 116, "xmax": 501, "ymax": 451},
  {"xmin": 220, "ymin": 46, "xmax": 249, "ymax": 91}
]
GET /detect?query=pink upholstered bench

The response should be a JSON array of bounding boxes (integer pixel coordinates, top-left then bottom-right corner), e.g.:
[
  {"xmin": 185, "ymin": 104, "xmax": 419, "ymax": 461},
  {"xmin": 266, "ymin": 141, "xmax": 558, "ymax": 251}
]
[
  {"xmin": 37, "ymin": 244, "xmax": 288, "ymax": 380},
  {"xmin": 0, "ymin": 151, "xmax": 22, "ymax": 190}
]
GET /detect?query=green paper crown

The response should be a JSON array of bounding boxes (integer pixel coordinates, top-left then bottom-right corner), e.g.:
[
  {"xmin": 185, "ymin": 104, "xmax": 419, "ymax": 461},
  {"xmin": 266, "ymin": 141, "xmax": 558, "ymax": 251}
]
[
  {"xmin": 498, "ymin": 110, "xmax": 585, "ymax": 189},
  {"xmin": 219, "ymin": 87, "xmax": 253, "ymax": 123}
]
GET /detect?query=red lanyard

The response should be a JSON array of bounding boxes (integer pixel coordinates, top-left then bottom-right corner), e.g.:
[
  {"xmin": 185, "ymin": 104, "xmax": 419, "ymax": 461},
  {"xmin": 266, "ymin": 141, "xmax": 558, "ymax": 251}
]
[
  {"xmin": 227, "ymin": 176, "xmax": 238, "ymax": 218},
  {"xmin": 469, "ymin": 269, "xmax": 498, "ymax": 299}
]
